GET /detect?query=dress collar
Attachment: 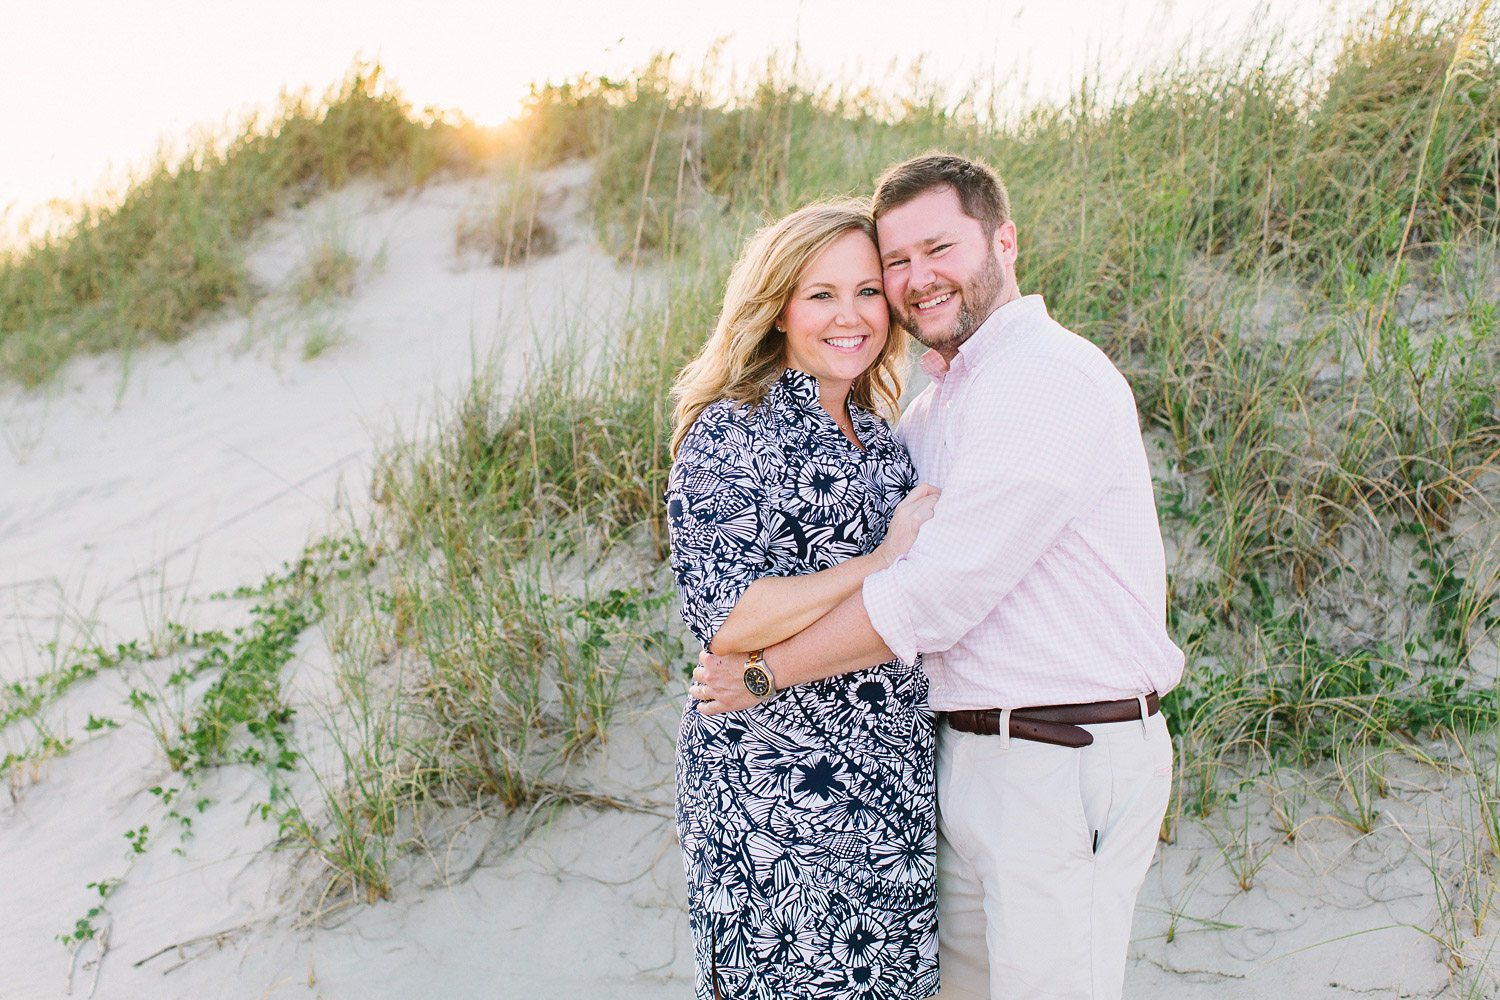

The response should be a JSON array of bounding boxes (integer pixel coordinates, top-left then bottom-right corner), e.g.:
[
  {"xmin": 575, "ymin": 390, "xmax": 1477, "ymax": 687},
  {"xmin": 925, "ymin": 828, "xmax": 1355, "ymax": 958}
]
[
  {"xmin": 918, "ymin": 294, "xmax": 1049, "ymax": 381},
  {"xmin": 772, "ymin": 367, "xmax": 877, "ymax": 432},
  {"xmin": 774, "ymin": 367, "xmax": 824, "ymax": 410}
]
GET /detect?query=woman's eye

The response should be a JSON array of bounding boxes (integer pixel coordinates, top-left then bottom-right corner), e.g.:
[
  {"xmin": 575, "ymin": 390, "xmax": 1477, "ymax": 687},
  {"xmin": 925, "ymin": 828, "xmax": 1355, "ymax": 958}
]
[
  {"xmin": 811, "ymin": 291, "xmax": 832, "ymax": 300},
  {"xmin": 858, "ymin": 287, "xmax": 882, "ymax": 296}
]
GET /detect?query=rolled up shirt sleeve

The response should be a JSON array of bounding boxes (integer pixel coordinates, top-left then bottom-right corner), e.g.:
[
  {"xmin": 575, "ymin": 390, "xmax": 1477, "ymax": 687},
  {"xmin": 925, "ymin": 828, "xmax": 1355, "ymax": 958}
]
[{"xmin": 863, "ymin": 355, "xmax": 1121, "ymax": 663}]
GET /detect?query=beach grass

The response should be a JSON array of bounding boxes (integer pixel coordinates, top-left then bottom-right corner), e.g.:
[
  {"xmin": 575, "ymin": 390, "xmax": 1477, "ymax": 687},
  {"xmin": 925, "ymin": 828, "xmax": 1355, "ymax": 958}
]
[
  {"xmin": 0, "ymin": 63, "xmax": 483, "ymax": 387},
  {"xmin": 3, "ymin": 0, "xmax": 1499, "ymax": 970},
  {"xmin": 453, "ymin": 166, "xmax": 559, "ymax": 266},
  {"xmin": 269, "ymin": 0, "xmax": 1500, "ymax": 911}
]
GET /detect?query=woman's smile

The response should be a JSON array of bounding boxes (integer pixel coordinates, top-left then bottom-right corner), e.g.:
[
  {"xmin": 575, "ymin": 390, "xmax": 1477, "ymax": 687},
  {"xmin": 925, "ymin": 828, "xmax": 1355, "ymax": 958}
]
[{"xmin": 779, "ymin": 230, "xmax": 890, "ymax": 392}]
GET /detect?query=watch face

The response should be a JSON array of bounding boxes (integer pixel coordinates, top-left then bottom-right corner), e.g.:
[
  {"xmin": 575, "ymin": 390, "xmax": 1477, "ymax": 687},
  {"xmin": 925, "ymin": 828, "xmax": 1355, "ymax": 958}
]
[{"xmin": 743, "ymin": 665, "xmax": 772, "ymax": 698}]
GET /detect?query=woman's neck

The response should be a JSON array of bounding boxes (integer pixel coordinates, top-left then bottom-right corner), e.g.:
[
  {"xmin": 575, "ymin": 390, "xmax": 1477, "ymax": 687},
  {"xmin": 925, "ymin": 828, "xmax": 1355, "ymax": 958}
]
[
  {"xmin": 819, "ymin": 383, "xmax": 851, "ymax": 423},
  {"xmin": 784, "ymin": 365, "xmax": 857, "ymax": 439},
  {"xmin": 814, "ymin": 378, "xmax": 862, "ymax": 448}
]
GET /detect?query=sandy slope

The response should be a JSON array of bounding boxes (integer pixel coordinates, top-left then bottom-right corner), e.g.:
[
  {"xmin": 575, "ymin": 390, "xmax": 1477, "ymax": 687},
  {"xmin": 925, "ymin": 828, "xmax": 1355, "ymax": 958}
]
[
  {"xmin": 2, "ymin": 164, "xmax": 1497, "ymax": 999},
  {"xmin": 1, "ymin": 161, "xmax": 644, "ymax": 668},
  {"xmin": 0, "ymin": 162, "xmax": 690, "ymax": 999}
]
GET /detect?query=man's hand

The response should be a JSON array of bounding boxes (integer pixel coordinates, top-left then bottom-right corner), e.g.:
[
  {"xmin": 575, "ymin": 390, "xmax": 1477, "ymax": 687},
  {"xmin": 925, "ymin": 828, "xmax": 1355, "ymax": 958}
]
[{"xmin": 690, "ymin": 649, "xmax": 766, "ymax": 715}]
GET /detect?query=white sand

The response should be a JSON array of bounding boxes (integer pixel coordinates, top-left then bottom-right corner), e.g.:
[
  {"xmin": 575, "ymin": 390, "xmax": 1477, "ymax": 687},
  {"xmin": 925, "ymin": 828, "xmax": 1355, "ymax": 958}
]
[
  {"xmin": 2, "ymin": 164, "xmax": 1496, "ymax": 999},
  {"xmin": 1, "ymin": 162, "xmax": 691, "ymax": 999}
]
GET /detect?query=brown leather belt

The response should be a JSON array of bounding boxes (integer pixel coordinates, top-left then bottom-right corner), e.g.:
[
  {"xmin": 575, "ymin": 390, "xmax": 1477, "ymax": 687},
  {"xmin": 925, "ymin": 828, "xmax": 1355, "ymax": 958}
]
[{"xmin": 943, "ymin": 692, "xmax": 1161, "ymax": 749}]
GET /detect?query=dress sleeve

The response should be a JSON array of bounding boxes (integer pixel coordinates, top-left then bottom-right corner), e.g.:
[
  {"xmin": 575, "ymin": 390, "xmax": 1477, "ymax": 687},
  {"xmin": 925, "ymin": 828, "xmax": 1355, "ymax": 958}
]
[{"xmin": 665, "ymin": 406, "xmax": 772, "ymax": 649}]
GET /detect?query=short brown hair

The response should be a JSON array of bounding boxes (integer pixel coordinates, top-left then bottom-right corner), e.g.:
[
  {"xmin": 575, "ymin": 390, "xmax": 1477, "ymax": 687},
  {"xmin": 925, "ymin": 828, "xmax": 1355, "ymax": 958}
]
[{"xmin": 872, "ymin": 153, "xmax": 1010, "ymax": 238}]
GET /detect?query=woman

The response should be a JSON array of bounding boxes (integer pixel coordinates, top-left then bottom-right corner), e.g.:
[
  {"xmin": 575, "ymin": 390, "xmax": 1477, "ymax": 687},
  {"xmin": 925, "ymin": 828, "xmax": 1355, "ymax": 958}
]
[{"xmin": 666, "ymin": 202, "xmax": 938, "ymax": 1000}]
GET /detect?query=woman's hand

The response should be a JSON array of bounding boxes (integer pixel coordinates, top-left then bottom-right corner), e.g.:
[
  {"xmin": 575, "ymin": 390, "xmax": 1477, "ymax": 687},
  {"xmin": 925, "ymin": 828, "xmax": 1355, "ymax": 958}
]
[
  {"xmin": 691, "ymin": 650, "xmax": 766, "ymax": 715},
  {"xmin": 874, "ymin": 483, "xmax": 940, "ymax": 566}
]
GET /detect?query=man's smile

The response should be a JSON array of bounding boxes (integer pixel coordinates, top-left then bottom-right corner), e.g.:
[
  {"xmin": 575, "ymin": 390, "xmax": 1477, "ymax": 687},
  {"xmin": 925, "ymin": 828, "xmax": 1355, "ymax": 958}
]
[{"xmin": 912, "ymin": 290, "xmax": 955, "ymax": 312}]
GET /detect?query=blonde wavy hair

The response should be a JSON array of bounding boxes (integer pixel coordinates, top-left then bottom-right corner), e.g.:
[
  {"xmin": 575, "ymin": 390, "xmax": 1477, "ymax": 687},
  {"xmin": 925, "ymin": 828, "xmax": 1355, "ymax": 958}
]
[{"xmin": 670, "ymin": 202, "xmax": 904, "ymax": 456}]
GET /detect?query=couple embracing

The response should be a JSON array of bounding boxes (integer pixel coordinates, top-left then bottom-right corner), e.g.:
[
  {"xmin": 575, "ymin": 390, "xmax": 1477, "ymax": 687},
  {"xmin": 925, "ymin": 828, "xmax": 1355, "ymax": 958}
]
[{"xmin": 666, "ymin": 153, "xmax": 1185, "ymax": 1000}]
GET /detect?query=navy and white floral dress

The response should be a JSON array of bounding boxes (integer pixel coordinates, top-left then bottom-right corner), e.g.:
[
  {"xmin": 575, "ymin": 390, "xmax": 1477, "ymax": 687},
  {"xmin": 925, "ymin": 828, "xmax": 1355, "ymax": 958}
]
[{"xmin": 666, "ymin": 368, "xmax": 938, "ymax": 1000}]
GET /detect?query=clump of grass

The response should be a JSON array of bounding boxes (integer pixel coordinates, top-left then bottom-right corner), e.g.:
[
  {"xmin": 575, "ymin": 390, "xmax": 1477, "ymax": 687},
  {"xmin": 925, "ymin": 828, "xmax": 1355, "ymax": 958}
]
[
  {"xmin": 301, "ymin": 319, "xmax": 345, "ymax": 361},
  {"xmin": 0, "ymin": 63, "xmax": 482, "ymax": 386},
  {"xmin": 277, "ymin": 327, "xmax": 691, "ymax": 901},
  {"xmin": 455, "ymin": 171, "xmax": 558, "ymax": 265},
  {"xmin": 292, "ymin": 242, "xmax": 360, "ymax": 304}
]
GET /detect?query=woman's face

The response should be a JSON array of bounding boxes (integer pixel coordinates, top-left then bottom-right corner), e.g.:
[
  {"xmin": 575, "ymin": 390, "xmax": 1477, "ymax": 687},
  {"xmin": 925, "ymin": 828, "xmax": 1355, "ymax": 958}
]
[{"xmin": 779, "ymin": 231, "xmax": 890, "ymax": 394}]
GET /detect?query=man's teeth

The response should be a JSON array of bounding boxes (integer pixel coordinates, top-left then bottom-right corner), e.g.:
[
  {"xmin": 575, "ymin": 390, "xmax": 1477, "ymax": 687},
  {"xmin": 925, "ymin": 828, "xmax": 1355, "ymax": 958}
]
[
  {"xmin": 915, "ymin": 292, "xmax": 953, "ymax": 311},
  {"xmin": 826, "ymin": 336, "xmax": 866, "ymax": 349}
]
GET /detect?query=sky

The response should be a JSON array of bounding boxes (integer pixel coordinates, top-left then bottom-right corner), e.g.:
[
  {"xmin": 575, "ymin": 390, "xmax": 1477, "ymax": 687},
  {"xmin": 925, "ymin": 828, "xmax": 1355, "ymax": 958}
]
[{"xmin": 2, "ymin": 0, "xmax": 1365, "ymax": 240}]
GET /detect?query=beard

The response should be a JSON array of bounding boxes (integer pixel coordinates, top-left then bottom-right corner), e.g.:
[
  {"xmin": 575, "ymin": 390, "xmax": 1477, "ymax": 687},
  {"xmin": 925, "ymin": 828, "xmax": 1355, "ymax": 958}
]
[{"xmin": 893, "ymin": 248, "xmax": 1005, "ymax": 353}]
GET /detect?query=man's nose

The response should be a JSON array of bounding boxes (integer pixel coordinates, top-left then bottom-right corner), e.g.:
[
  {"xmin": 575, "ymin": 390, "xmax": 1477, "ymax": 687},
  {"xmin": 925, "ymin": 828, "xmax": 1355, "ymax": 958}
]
[{"xmin": 909, "ymin": 256, "xmax": 936, "ymax": 291}]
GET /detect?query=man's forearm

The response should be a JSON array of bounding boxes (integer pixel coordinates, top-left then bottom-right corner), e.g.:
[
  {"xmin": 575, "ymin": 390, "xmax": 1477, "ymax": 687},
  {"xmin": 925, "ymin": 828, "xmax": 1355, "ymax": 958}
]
[{"xmin": 764, "ymin": 588, "xmax": 895, "ymax": 688}]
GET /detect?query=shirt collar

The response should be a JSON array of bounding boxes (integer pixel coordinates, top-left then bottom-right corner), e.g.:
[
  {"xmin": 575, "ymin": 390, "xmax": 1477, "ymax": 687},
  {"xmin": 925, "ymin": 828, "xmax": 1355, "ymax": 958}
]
[{"xmin": 917, "ymin": 294, "xmax": 1049, "ymax": 381}]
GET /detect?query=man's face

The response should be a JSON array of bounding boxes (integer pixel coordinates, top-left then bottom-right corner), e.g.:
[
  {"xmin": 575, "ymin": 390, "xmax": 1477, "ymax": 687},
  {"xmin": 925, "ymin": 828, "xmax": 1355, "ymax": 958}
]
[{"xmin": 876, "ymin": 186, "xmax": 1016, "ymax": 358}]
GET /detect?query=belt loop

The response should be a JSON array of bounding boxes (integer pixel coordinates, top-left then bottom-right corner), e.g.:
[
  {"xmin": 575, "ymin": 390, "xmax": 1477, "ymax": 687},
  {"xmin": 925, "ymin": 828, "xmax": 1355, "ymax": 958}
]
[
  {"xmin": 998, "ymin": 707, "xmax": 1012, "ymax": 749},
  {"xmin": 1136, "ymin": 694, "xmax": 1151, "ymax": 737}
]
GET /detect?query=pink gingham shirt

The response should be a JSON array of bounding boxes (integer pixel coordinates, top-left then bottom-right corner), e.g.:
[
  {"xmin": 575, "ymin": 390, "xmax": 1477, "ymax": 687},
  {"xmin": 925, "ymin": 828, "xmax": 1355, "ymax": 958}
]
[{"xmin": 863, "ymin": 295, "xmax": 1184, "ymax": 711}]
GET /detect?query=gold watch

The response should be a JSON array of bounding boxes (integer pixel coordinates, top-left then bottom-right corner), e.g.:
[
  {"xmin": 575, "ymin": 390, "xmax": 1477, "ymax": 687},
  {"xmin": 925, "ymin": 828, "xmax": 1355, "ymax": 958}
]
[{"xmin": 742, "ymin": 649, "xmax": 775, "ymax": 699}]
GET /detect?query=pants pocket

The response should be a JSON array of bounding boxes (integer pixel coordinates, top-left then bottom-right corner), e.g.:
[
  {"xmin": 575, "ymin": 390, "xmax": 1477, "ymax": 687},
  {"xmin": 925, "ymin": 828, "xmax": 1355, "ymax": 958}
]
[{"xmin": 1075, "ymin": 741, "xmax": 1112, "ymax": 857}]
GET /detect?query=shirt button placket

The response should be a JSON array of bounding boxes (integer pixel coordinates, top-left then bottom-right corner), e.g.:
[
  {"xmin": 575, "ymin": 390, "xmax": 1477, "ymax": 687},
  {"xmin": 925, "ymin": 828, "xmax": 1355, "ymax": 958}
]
[{"xmin": 937, "ymin": 381, "xmax": 956, "ymax": 482}]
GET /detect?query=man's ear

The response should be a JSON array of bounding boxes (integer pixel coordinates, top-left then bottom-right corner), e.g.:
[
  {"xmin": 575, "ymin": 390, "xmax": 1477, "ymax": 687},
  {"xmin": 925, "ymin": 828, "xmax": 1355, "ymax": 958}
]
[{"xmin": 993, "ymin": 219, "xmax": 1018, "ymax": 265}]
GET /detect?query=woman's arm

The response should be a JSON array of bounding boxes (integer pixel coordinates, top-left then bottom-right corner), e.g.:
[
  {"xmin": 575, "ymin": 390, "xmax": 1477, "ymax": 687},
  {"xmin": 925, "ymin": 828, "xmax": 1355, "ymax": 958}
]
[
  {"xmin": 708, "ymin": 552, "xmax": 883, "ymax": 654},
  {"xmin": 708, "ymin": 483, "xmax": 938, "ymax": 654},
  {"xmin": 695, "ymin": 587, "xmax": 894, "ymax": 714}
]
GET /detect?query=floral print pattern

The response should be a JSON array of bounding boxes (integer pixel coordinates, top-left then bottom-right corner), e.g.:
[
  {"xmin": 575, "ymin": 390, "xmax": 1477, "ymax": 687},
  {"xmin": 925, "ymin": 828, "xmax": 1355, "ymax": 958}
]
[{"xmin": 667, "ymin": 368, "xmax": 938, "ymax": 1000}]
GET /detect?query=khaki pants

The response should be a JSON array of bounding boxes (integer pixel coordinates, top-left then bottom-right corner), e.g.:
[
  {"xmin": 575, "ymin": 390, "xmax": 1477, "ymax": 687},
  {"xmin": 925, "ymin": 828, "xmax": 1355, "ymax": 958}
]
[{"xmin": 933, "ymin": 713, "xmax": 1172, "ymax": 1000}]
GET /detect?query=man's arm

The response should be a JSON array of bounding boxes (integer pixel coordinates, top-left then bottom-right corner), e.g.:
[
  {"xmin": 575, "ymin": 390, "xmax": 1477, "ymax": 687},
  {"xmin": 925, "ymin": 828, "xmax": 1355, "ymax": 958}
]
[{"xmin": 690, "ymin": 353, "xmax": 1119, "ymax": 714}]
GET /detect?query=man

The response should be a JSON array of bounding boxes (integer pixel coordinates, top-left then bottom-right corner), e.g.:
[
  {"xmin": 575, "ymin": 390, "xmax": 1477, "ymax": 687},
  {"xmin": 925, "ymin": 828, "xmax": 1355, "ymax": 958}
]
[{"xmin": 691, "ymin": 153, "xmax": 1184, "ymax": 1000}]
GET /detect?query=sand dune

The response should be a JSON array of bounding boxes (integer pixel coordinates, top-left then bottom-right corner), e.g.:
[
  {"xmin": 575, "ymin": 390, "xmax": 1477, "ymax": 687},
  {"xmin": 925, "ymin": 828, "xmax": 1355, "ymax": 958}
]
[{"xmin": 2, "ymin": 164, "xmax": 1496, "ymax": 999}]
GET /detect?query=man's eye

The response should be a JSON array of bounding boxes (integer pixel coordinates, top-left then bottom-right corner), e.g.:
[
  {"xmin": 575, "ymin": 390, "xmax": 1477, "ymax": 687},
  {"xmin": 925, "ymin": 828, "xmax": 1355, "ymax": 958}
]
[
  {"xmin": 883, "ymin": 260, "xmax": 908, "ymax": 270},
  {"xmin": 933, "ymin": 244, "xmax": 953, "ymax": 254}
]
